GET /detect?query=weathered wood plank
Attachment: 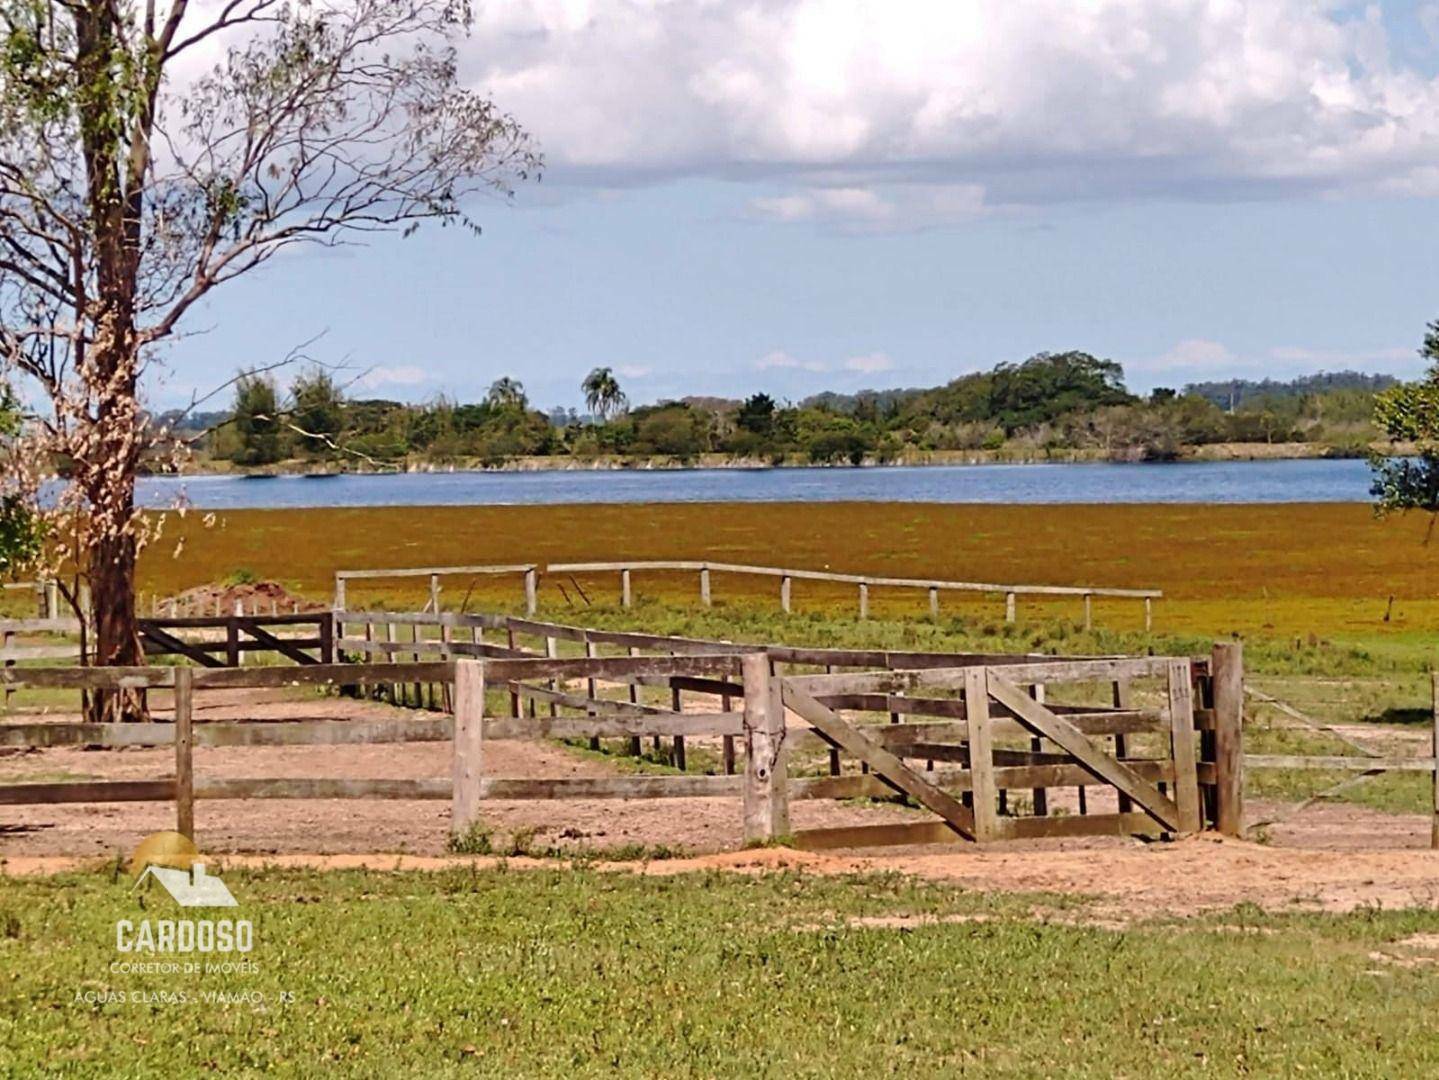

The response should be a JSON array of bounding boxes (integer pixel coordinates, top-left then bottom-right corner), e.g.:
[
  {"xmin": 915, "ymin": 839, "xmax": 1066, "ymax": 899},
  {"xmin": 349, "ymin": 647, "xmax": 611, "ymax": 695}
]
[
  {"xmin": 0, "ymin": 779, "xmax": 176, "ymax": 805},
  {"xmin": 964, "ymin": 667, "xmax": 998, "ymax": 841},
  {"xmin": 192, "ymin": 662, "xmax": 453, "ymax": 689},
  {"xmin": 793, "ymin": 820, "xmax": 966, "ymax": 850},
  {"xmin": 480, "ymin": 776, "xmax": 741, "ymax": 799},
  {"xmin": 479, "ymin": 654, "xmax": 744, "ymax": 682},
  {"xmin": 174, "ymin": 668, "xmax": 194, "ymax": 838},
  {"xmin": 483, "ymin": 713, "xmax": 741, "ymax": 740},
  {"xmin": 991, "ymin": 812, "xmax": 1163, "ymax": 841},
  {"xmin": 1166, "ymin": 658, "xmax": 1202, "ymax": 834},
  {"xmin": 197, "ymin": 778, "xmax": 451, "ymax": 800}
]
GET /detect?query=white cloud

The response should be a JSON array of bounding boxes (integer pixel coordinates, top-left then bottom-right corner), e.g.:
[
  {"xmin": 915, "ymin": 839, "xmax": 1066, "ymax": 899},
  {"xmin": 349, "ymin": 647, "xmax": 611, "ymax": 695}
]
[
  {"xmin": 468, "ymin": 1, "xmax": 1439, "ymax": 227},
  {"xmin": 843, "ymin": 351, "xmax": 895, "ymax": 374},
  {"xmin": 357, "ymin": 365, "xmax": 430, "ymax": 390},
  {"xmin": 617, "ymin": 364, "xmax": 652, "ymax": 378},
  {"xmin": 754, "ymin": 349, "xmax": 828, "ymax": 372}
]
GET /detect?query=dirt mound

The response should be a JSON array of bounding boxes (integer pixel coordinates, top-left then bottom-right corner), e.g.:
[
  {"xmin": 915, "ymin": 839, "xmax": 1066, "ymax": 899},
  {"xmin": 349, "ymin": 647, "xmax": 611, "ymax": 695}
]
[{"xmin": 160, "ymin": 580, "xmax": 322, "ymax": 616}]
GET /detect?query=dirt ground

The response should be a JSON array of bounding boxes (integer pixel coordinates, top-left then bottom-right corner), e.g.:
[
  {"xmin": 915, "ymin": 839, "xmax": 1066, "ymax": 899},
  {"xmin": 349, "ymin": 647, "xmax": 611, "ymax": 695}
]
[{"xmin": 6, "ymin": 686, "xmax": 1439, "ymax": 917}]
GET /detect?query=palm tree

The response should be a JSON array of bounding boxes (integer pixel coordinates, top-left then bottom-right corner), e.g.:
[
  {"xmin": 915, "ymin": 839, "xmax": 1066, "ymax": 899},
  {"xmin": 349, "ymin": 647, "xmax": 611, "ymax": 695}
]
[
  {"xmin": 486, "ymin": 377, "xmax": 528, "ymax": 411},
  {"xmin": 582, "ymin": 367, "xmax": 628, "ymax": 422}
]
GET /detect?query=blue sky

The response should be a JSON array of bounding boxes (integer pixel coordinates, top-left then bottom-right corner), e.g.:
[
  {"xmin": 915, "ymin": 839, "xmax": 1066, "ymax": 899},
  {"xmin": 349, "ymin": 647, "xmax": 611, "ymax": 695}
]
[{"xmin": 153, "ymin": 1, "xmax": 1439, "ymax": 412}]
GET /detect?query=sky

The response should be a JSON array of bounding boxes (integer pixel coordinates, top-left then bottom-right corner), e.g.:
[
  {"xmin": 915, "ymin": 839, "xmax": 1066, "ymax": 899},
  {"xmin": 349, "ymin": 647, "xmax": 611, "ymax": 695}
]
[{"xmin": 154, "ymin": 0, "xmax": 1439, "ymax": 412}]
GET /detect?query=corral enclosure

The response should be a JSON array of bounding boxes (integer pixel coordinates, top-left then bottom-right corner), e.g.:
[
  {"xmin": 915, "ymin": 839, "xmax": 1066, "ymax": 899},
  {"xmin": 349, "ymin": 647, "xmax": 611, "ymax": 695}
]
[{"xmin": 0, "ymin": 600, "xmax": 1244, "ymax": 856}]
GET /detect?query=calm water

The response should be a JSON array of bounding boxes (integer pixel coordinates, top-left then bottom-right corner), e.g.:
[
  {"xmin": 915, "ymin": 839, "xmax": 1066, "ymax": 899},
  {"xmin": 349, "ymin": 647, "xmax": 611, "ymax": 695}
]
[{"xmin": 134, "ymin": 458, "xmax": 1374, "ymax": 508}]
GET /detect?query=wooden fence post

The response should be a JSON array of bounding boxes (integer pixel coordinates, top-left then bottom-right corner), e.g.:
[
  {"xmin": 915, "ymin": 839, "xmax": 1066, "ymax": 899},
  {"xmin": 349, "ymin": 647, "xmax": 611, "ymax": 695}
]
[
  {"xmin": 741, "ymin": 652, "xmax": 788, "ymax": 842},
  {"xmin": 1005, "ymin": 591, "xmax": 1017, "ymax": 624},
  {"xmin": 451, "ymin": 659, "xmax": 485, "ymax": 834},
  {"xmin": 429, "ymin": 574, "xmax": 441, "ymax": 614},
  {"xmin": 1432, "ymin": 670, "xmax": 1439, "ymax": 851},
  {"xmin": 1083, "ymin": 593, "xmax": 1093, "ymax": 631},
  {"xmin": 780, "ymin": 575, "xmax": 791, "ymax": 614},
  {"xmin": 1144, "ymin": 597, "xmax": 1153, "ymax": 632},
  {"xmin": 174, "ymin": 667, "xmax": 194, "ymax": 840},
  {"xmin": 225, "ymin": 617, "xmax": 239, "ymax": 667},
  {"xmin": 858, "ymin": 582, "xmax": 869, "ymax": 620},
  {"xmin": 1211, "ymin": 642, "xmax": 1244, "ymax": 838},
  {"xmin": 966, "ymin": 668, "xmax": 998, "ymax": 841},
  {"xmin": 319, "ymin": 615, "xmax": 335, "ymax": 664},
  {"xmin": 928, "ymin": 587, "xmax": 939, "ymax": 617},
  {"xmin": 700, "ymin": 567, "xmax": 711, "ymax": 608},
  {"xmin": 333, "ymin": 575, "xmax": 346, "ymax": 612},
  {"xmin": 621, "ymin": 569, "xmax": 632, "ymax": 608},
  {"xmin": 524, "ymin": 569, "xmax": 538, "ymax": 616}
]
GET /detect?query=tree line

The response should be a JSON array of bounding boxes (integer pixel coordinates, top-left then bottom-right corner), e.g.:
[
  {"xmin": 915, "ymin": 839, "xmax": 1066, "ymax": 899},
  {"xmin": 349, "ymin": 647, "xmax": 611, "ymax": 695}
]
[{"xmin": 194, "ymin": 353, "xmax": 1396, "ymax": 469}]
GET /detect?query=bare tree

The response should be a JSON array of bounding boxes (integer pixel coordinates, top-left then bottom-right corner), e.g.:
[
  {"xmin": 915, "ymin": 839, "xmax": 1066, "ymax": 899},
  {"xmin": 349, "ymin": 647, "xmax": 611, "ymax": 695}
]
[{"xmin": 0, "ymin": 0, "xmax": 540, "ymax": 718}]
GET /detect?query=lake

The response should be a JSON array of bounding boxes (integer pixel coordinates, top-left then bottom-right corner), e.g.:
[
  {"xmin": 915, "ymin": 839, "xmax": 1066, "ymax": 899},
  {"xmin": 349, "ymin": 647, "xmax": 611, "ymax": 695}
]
[{"xmin": 134, "ymin": 458, "xmax": 1375, "ymax": 508}]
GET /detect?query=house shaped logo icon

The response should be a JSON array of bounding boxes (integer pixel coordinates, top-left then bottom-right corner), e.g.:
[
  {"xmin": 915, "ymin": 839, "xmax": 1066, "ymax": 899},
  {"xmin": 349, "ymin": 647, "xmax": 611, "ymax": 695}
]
[{"xmin": 134, "ymin": 863, "xmax": 238, "ymax": 908}]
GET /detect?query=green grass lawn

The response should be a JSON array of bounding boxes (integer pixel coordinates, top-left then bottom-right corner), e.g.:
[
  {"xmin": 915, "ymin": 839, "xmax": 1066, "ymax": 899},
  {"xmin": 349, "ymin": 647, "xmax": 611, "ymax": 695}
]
[{"xmin": 3, "ymin": 867, "xmax": 1439, "ymax": 1076}]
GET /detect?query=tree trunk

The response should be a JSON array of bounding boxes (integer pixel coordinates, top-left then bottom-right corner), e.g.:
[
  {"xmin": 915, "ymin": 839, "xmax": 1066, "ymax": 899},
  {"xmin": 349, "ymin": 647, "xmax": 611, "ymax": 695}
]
[{"xmin": 87, "ymin": 527, "xmax": 146, "ymax": 723}]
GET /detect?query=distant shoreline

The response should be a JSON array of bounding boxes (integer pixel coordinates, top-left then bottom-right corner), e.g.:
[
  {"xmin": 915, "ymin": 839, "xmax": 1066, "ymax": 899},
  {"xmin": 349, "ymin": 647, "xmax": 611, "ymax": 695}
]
[{"xmin": 168, "ymin": 440, "xmax": 1380, "ymax": 478}]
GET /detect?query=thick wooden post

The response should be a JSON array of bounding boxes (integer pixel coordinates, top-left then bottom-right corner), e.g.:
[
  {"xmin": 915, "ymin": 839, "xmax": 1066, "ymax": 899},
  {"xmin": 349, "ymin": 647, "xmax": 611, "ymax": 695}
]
[
  {"xmin": 1083, "ymin": 593, "xmax": 1093, "ymax": 631},
  {"xmin": 524, "ymin": 569, "xmax": 538, "ymax": 615},
  {"xmin": 621, "ymin": 569, "xmax": 632, "ymax": 608},
  {"xmin": 225, "ymin": 618, "xmax": 239, "ymax": 667},
  {"xmin": 1144, "ymin": 597, "xmax": 1153, "ymax": 632},
  {"xmin": 741, "ymin": 653, "xmax": 788, "ymax": 842},
  {"xmin": 1211, "ymin": 642, "xmax": 1244, "ymax": 838},
  {"xmin": 966, "ymin": 668, "xmax": 998, "ymax": 841},
  {"xmin": 1005, "ymin": 591, "xmax": 1017, "ymax": 624},
  {"xmin": 928, "ymin": 587, "xmax": 939, "ymax": 617},
  {"xmin": 174, "ymin": 667, "xmax": 194, "ymax": 840},
  {"xmin": 700, "ymin": 568, "xmax": 711, "ymax": 608},
  {"xmin": 858, "ymin": 582, "xmax": 869, "ymax": 619},
  {"xmin": 429, "ymin": 574, "xmax": 441, "ymax": 614},
  {"xmin": 780, "ymin": 575, "xmax": 791, "ymax": 614},
  {"xmin": 333, "ymin": 575, "xmax": 347, "ymax": 612},
  {"xmin": 451, "ymin": 660, "xmax": 486, "ymax": 834}
]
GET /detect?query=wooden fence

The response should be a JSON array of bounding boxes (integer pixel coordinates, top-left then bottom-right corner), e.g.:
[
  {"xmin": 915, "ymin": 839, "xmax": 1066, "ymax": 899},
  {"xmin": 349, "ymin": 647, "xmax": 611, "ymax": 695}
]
[
  {"xmin": 545, "ymin": 560, "xmax": 1161, "ymax": 628},
  {"xmin": 138, "ymin": 613, "xmax": 334, "ymax": 667},
  {"xmin": 334, "ymin": 565, "xmax": 539, "ymax": 616},
  {"xmin": 0, "ymin": 619, "xmax": 1237, "ymax": 851}
]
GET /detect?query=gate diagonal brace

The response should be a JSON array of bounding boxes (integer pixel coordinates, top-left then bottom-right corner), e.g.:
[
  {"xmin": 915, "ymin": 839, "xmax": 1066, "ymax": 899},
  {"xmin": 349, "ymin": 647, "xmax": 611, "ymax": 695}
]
[{"xmin": 781, "ymin": 682, "xmax": 975, "ymax": 841}]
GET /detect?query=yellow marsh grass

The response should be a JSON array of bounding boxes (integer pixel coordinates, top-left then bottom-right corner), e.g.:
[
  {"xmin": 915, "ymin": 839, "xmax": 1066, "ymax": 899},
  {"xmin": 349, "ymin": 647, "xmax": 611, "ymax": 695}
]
[{"xmin": 134, "ymin": 502, "xmax": 1439, "ymax": 645}]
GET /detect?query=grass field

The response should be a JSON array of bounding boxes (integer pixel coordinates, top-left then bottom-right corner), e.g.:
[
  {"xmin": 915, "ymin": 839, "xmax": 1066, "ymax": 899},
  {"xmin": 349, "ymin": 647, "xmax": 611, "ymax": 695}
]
[
  {"xmin": 4, "ymin": 866, "xmax": 1439, "ymax": 1076},
  {"xmin": 136, "ymin": 501, "xmax": 1439, "ymax": 659}
]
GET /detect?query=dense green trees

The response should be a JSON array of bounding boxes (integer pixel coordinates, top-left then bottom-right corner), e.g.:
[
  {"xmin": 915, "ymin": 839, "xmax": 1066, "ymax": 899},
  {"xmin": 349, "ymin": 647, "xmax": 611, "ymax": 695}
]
[
  {"xmin": 1371, "ymin": 320, "xmax": 1439, "ymax": 517},
  {"xmin": 206, "ymin": 351, "xmax": 1391, "ymax": 470}
]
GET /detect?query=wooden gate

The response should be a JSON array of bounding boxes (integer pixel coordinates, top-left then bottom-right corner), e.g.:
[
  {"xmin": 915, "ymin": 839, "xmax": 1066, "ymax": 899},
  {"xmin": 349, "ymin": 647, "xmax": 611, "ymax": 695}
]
[{"xmin": 780, "ymin": 656, "xmax": 1203, "ymax": 849}]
